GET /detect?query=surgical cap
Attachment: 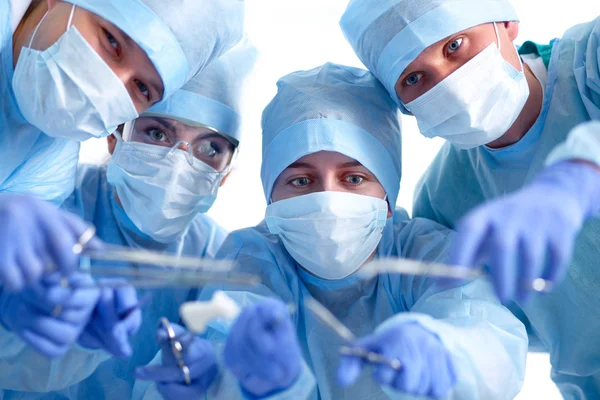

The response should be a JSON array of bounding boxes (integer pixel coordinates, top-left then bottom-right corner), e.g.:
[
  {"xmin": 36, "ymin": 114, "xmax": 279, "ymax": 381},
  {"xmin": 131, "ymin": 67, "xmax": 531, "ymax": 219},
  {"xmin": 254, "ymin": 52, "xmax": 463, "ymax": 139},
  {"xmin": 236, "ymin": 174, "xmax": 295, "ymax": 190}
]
[
  {"xmin": 143, "ymin": 40, "xmax": 257, "ymax": 144},
  {"xmin": 340, "ymin": 0, "xmax": 519, "ymax": 109},
  {"xmin": 261, "ymin": 63, "xmax": 402, "ymax": 209},
  {"xmin": 64, "ymin": 0, "xmax": 245, "ymax": 101}
]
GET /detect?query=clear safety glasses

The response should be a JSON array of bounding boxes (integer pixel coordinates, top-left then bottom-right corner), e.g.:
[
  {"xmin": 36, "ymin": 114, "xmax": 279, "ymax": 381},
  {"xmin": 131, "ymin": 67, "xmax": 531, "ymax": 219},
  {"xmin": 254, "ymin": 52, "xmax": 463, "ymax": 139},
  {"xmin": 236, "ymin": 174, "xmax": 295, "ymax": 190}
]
[{"xmin": 122, "ymin": 116, "xmax": 238, "ymax": 173}]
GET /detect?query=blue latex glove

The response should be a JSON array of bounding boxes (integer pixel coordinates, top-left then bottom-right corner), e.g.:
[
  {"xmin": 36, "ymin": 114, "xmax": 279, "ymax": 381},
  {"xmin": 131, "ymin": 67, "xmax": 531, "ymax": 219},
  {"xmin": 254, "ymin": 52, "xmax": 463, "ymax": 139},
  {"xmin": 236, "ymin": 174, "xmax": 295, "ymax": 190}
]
[
  {"xmin": 223, "ymin": 298, "xmax": 302, "ymax": 398},
  {"xmin": 450, "ymin": 161, "xmax": 600, "ymax": 302},
  {"xmin": 134, "ymin": 323, "xmax": 218, "ymax": 399},
  {"xmin": 78, "ymin": 281, "xmax": 142, "ymax": 358},
  {"xmin": 337, "ymin": 322, "xmax": 456, "ymax": 398},
  {"xmin": 0, "ymin": 194, "xmax": 95, "ymax": 292},
  {"xmin": 0, "ymin": 272, "xmax": 99, "ymax": 357}
]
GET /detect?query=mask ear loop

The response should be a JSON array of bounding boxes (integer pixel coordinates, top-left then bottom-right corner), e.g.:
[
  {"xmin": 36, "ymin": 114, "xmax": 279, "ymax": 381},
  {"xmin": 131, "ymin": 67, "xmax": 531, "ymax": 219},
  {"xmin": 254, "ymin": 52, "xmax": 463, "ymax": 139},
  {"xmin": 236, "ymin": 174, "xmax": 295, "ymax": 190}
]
[
  {"xmin": 27, "ymin": 4, "xmax": 76, "ymax": 49},
  {"xmin": 493, "ymin": 22, "xmax": 525, "ymax": 73}
]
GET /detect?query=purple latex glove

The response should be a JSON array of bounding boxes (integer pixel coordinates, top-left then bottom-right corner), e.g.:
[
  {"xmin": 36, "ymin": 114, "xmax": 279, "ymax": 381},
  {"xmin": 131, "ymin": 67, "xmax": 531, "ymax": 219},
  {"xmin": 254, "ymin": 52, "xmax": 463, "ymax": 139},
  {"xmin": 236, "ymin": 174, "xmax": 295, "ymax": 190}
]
[
  {"xmin": 0, "ymin": 272, "xmax": 99, "ymax": 357},
  {"xmin": 223, "ymin": 298, "xmax": 302, "ymax": 398},
  {"xmin": 78, "ymin": 281, "xmax": 141, "ymax": 357},
  {"xmin": 450, "ymin": 161, "xmax": 600, "ymax": 302},
  {"xmin": 134, "ymin": 323, "xmax": 218, "ymax": 399},
  {"xmin": 337, "ymin": 322, "xmax": 456, "ymax": 398},
  {"xmin": 0, "ymin": 194, "xmax": 94, "ymax": 291}
]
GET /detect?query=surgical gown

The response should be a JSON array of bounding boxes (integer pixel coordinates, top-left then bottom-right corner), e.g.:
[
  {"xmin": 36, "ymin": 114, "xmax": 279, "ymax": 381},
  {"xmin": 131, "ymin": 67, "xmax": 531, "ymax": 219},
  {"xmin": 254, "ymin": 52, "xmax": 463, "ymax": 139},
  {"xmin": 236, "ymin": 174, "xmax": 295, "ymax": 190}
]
[
  {"xmin": 413, "ymin": 17, "xmax": 600, "ymax": 400},
  {"xmin": 134, "ymin": 208, "xmax": 527, "ymax": 400},
  {"xmin": 0, "ymin": 164, "xmax": 227, "ymax": 399}
]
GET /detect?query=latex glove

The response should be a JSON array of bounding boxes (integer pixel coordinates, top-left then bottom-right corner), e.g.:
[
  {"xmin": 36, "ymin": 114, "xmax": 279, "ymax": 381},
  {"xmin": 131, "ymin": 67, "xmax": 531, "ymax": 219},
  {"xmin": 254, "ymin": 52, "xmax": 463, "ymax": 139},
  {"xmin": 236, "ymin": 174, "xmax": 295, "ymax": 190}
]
[
  {"xmin": 78, "ymin": 281, "xmax": 141, "ymax": 358},
  {"xmin": 337, "ymin": 322, "xmax": 456, "ymax": 398},
  {"xmin": 223, "ymin": 298, "xmax": 302, "ymax": 398},
  {"xmin": 134, "ymin": 323, "xmax": 218, "ymax": 399},
  {"xmin": 0, "ymin": 194, "xmax": 96, "ymax": 292},
  {"xmin": 450, "ymin": 161, "xmax": 600, "ymax": 302},
  {"xmin": 0, "ymin": 272, "xmax": 99, "ymax": 357}
]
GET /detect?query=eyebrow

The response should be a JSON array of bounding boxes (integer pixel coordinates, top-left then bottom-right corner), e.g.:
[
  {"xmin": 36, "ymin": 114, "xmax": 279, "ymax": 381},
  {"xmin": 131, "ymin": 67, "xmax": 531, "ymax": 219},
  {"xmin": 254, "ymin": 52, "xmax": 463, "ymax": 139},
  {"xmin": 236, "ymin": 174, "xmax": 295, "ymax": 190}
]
[
  {"xmin": 286, "ymin": 161, "xmax": 317, "ymax": 169},
  {"xmin": 338, "ymin": 160, "xmax": 363, "ymax": 168},
  {"xmin": 149, "ymin": 117, "xmax": 178, "ymax": 132}
]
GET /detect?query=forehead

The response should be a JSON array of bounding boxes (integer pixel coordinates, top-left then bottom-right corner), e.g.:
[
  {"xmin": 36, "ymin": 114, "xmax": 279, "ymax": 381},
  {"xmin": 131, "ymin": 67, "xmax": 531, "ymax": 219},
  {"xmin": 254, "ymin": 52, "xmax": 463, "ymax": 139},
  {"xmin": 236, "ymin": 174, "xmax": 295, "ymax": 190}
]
[{"xmin": 287, "ymin": 151, "xmax": 366, "ymax": 169}]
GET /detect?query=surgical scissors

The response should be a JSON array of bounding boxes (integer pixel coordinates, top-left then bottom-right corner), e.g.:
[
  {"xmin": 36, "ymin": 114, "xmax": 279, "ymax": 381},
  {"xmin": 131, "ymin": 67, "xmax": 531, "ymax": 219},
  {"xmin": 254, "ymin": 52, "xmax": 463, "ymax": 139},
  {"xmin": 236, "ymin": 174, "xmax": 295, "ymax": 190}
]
[{"xmin": 304, "ymin": 298, "xmax": 402, "ymax": 371}]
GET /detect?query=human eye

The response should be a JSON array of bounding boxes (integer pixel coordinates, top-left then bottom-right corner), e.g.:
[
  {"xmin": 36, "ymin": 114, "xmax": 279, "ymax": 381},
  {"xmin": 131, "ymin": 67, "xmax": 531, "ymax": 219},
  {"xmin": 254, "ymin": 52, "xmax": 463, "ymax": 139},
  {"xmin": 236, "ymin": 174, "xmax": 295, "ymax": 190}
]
[
  {"xmin": 446, "ymin": 37, "xmax": 463, "ymax": 55},
  {"xmin": 145, "ymin": 128, "xmax": 167, "ymax": 142},
  {"xmin": 135, "ymin": 80, "xmax": 151, "ymax": 102},
  {"xmin": 404, "ymin": 72, "xmax": 423, "ymax": 87},
  {"xmin": 197, "ymin": 141, "xmax": 219, "ymax": 158},
  {"xmin": 344, "ymin": 175, "xmax": 365, "ymax": 186},
  {"xmin": 104, "ymin": 29, "xmax": 121, "ymax": 54},
  {"xmin": 289, "ymin": 177, "xmax": 311, "ymax": 187}
]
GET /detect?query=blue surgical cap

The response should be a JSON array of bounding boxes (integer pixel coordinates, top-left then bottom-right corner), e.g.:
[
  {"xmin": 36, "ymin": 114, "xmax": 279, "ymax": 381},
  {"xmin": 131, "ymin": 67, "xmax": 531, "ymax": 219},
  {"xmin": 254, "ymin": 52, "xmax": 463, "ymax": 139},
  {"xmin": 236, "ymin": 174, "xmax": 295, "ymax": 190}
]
[
  {"xmin": 261, "ymin": 63, "xmax": 402, "ymax": 209},
  {"xmin": 65, "ymin": 0, "xmax": 245, "ymax": 101},
  {"xmin": 340, "ymin": 0, "xmax": 519, "ymax": 110},
  {"xmin": 143, "ymin": 40, "xmax": 257, "ymax": 144}
]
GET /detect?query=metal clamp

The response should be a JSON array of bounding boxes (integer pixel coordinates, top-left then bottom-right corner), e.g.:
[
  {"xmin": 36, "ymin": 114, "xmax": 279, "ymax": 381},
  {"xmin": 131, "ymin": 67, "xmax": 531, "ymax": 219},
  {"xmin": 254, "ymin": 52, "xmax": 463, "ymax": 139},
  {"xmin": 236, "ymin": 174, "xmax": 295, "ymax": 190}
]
[
  {"xmin": 159, "ymin": 318, "xmax": 191, "ymax": 385},
  {"xmin": 72, "ymin": 226, "xmax": 97, "ymax": 255},
  {"xmin": 339, "ymin": 346, "xmax": 402, "ymax": 371}
]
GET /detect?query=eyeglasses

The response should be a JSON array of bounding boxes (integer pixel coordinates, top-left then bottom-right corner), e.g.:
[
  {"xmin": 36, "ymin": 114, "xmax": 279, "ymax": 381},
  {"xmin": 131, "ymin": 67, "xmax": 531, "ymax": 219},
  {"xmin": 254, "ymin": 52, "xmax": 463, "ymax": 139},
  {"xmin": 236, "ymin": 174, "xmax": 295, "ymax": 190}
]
[{"xmin": 122, "ymin": 116, "xmax": 237, "ymax": 173}]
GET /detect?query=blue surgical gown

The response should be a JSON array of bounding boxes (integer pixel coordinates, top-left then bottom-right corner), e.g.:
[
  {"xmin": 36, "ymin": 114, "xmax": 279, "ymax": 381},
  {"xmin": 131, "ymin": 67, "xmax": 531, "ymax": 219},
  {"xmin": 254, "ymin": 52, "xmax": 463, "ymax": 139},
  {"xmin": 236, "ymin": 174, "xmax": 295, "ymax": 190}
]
[
  {"xmin": 413, "ymin": 17, "xmax": 600, "ymax": 400},
  {"xmin": 0, "ymin": 164, "xmax": 228, "ymax": 399},
  {"xmin": 0, "ymin": 0, "xmax": 80, "ymax": 205},
  {"xmin": 134, "ymin": 209, "xmax": 528, "ymax": 400}
]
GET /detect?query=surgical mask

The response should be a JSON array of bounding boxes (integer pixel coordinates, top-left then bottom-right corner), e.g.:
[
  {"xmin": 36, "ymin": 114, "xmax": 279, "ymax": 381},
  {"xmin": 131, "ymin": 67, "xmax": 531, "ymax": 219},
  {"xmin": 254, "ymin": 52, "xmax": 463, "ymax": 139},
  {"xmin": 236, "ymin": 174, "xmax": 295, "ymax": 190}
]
[
  {"xmin": 265, "ymin": 191, "xmax": 388, "ymax": 280},
  {"xmin": 12, "ymin": 5, "xmax": 138, "ymax": 141},
  {"xmin": 107, "ymin": 136, "xmax": 228, "ymax": 243},
  {"xmin": 404, "ymin": 23, "xmax": 530, "ymax": 149}
]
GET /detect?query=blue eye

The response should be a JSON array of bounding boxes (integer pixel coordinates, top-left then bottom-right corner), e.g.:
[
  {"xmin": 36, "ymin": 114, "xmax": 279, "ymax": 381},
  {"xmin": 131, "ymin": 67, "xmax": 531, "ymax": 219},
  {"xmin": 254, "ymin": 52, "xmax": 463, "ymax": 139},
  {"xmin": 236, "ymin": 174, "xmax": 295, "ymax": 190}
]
[
  {"xmin": 404, "ymin": 73, "xmax": 422, "ymax": 87},
  {"xmin": 136, "ymin": 80, "xmax": 150, "ymax": 101},
  {"xmin": 104, "ymin": 30, "xmax": 120, "ymax": 51},
  {"xmin": 345, "ymin": 175, "xmax": 364, "ymax": 185},
  {"xmin": 447, "ymin": 38, "xmax": 463, "ymax": 54},
  {"xmin": 290, "ymin": 177, "xmax": 311, "ymax": 187}
]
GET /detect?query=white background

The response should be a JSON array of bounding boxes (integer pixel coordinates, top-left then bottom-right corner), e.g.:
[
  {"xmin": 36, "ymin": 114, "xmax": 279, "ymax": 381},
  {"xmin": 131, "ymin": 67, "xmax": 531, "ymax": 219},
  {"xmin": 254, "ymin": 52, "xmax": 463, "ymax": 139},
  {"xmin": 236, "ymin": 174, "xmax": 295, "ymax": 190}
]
[{"xmin": 80, "ymin": 1, "xmax": 600, "ymax": 398}]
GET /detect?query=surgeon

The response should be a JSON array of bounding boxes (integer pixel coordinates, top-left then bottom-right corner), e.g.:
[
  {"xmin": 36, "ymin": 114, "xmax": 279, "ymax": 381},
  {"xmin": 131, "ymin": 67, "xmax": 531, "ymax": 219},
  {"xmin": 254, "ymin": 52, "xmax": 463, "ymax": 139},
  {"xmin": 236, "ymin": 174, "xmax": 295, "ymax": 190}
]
[
  {"xmin": 0, "ymin": 43, "xmax": 256, "ymax": 398},
  {"xmin": 133, "ymin": 63, "xmax": 527, "ymax": 400},
  {"xmin": 0, "ymin": 0, "xmax": 244, "ymax": 206},
  {"xmin": 0, "ymin": 0, "xmax": 245, "ymax": 292},
  {"xmin": 340, "ymin": 0, "xmax": 600, "ymax": 397}
]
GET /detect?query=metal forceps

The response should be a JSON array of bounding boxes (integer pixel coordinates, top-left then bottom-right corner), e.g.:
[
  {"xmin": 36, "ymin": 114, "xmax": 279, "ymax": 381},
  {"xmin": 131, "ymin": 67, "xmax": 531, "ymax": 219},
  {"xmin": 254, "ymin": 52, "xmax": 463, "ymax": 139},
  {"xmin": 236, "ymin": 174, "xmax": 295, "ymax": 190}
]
[
  {"xmin": 159, "ymin": 317, "xmax": 191, "ymax": 385},
  {"xmin": 360, "ymin": 258, "xmax": 553, "ymax": 293},
  {"xmin": 65, "ymin": 226, "xmax": 262, "ymax": 289},
  {"xmin": 304, "ymin": 298, "xmax": 402, "ymax": 371}
]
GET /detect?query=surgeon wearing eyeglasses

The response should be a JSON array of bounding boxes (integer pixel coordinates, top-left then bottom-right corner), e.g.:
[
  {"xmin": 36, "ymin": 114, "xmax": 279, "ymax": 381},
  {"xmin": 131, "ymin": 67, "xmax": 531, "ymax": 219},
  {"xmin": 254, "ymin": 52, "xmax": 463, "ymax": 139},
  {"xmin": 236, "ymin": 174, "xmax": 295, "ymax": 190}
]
[{"xmin": 0, "ymin": 43, "xmax": 256, "ymax": 398}]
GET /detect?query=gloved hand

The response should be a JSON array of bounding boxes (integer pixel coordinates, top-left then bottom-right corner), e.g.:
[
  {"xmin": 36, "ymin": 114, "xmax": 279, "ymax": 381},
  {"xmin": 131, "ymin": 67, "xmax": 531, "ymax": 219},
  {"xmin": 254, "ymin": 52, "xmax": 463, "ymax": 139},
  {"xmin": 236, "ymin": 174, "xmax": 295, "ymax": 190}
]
[
  {"xmin": 134, "ymin": 323, "xmax": 219, "ymax": 399},
  {"xmin": 337, "ymin": 321, "xmax": 456, "ymax": 398},
  {"xmin": 78, "ymin": 281, "xmax": 142, "ymax": 358},
  {"xmin": 223, "ymin": 298, "xmax": 302, "ymax": 398},
  {"xmin": 449, "ymin": 160, "xmax": 600, "ymax": 302},
  {"xmin": 0, "ymin": 272, "xmax": 99, "ymax": 357},
  {"xmin": 0, "ymin": 194, "xmax": 96, "ymax": 292}
]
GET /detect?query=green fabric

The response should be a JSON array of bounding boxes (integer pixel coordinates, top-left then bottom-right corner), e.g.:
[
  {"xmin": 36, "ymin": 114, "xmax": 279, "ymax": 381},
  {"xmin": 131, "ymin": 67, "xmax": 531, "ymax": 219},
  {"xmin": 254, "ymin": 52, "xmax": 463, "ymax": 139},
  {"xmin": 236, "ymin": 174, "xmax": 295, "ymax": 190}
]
[{"xmin": 518, "ymin": 40, "xmax": 553, "ymax": 69}]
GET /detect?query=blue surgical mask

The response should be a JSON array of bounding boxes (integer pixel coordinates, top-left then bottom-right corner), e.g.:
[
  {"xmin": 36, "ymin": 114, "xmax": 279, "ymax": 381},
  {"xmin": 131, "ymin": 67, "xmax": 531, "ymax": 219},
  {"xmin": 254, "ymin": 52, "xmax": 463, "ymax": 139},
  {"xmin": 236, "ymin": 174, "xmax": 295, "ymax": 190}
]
[
  {"xmin": 265, "ymin": 191, "xmax": 388, "ymax": 280},
  {"xmin": 12, "ymin": 5, "xmax": 138, "ymax": 141},
  {"xmin": 107, "ymin": 137, "xmax": 228, "ymax": 243},
  {"xmin": 404, "ymin": 23, "xmax": 530, "ymax": 149}
]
